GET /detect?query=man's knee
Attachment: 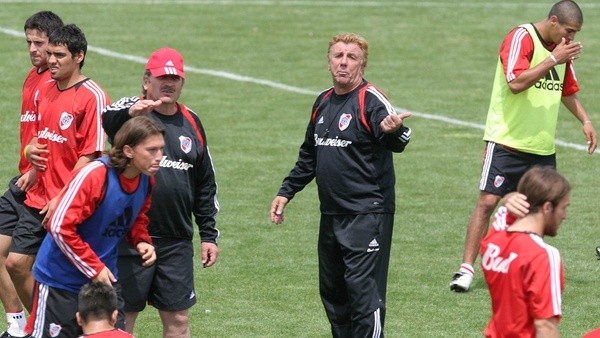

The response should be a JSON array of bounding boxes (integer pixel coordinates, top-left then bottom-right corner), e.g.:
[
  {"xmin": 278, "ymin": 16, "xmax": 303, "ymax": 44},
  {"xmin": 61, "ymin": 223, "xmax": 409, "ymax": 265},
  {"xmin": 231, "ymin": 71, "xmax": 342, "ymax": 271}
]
[
  {"xmin": 476, "ymin": 193, "xmax": 502, "ymax": 214},
  {"xmin": 160, "ymin": 310, "xmax": 190, "ymax": 336},
  {"xmin": 5, "ymin": 253, "xmax": 34, "ymax": 278}
]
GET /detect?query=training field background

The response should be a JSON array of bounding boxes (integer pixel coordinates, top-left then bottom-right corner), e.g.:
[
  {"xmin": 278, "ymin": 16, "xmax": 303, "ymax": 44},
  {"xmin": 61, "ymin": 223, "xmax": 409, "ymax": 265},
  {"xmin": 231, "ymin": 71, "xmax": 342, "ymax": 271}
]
[{"xmin": 1, "ymin": 0, "xmax": 600, "ymax": 337}]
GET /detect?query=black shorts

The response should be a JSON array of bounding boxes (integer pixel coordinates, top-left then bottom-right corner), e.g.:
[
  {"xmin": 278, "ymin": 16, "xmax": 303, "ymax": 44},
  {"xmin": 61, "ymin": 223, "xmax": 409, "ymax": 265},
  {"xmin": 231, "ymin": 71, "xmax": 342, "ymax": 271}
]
[
  {"xmin": 10, "ymin": 204, "xmax": 45, "ymax": 255},
  {"xmin": 117, "ymin": 238, "xmax": 196, "ymax": 312},
  {"xmin": 27, "ymin": 282, "xmax": 81, "ymax": 337},
  {"xmin": 0, "ymin": 176, "xmax": 27, "ymax": 236},
  {"xmin": 479, "ymin": 142, "xmax": 556, "ymax": 196}
]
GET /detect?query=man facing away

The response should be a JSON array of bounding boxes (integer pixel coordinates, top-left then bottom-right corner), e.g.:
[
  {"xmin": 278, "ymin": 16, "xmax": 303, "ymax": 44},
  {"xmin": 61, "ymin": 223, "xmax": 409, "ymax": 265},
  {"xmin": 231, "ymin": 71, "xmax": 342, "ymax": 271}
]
[
  {"xmin": 481, "ymin": 166, "xmax": 570, "ymax": 337},
  {"xmin": 77, "ymin": 282, "xmax": 134, "ymax": 338},
  {"xmin": 450, "ymin": 0, "xmax": 596, "ymax": 292}
]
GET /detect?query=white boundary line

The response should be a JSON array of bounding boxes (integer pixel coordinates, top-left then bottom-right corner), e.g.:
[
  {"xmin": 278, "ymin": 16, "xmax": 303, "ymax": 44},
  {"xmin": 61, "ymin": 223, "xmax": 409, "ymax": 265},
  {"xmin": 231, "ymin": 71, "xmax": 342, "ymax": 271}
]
[
  {"xmin": 0, "ymin": 26, "xmax": 590, "ymax": 152},
  {"xmin": 2, "ymin": 1, "xmax": 600, "ymax": 9}
]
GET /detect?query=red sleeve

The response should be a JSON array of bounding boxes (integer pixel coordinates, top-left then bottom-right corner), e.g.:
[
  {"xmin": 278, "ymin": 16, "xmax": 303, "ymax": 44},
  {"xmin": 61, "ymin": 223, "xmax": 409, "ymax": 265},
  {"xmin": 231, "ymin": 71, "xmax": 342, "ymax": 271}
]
[
  {"xmin": 525, "ymin": 245, "xmax": 564, "ymax": 321},
  {"xmin": 562, "ymin": 61, "xmax": 579, "ymax": 96},
  {"xmin": 126, "ymin": 176, "xmax": 154, "ymax": 247},
  {"xmin": 499, "ymin": 27, "xmax": 534, "ymax": 83},
  {"xmin": 487, "ymin": 206, "xmax": 515, "ymax": 235},
  {"xmin": 500, "ymin": 27, "xmax": 579, "ymax": 96},
  {"xmin": 505, "ymin": 212, "xmax": 517, "ymax": 225},
  {"xmin": 76, "ymin": 81, "xmax": 109, "ymax": 157},
  {"xmin": 47, "ymin": 162, "xmax": 107, "ymax": 278}
]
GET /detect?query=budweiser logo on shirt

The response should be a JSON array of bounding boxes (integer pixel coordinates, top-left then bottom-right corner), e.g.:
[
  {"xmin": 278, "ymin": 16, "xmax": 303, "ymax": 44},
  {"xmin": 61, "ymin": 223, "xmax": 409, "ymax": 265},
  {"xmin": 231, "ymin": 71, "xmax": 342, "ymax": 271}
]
[
  {"xmin": 481, "ymin": 243, "xmax": 519, "ymax": 273},
  {"xmin": 159, "ymin": 156, "xmax": 194, "ymax": 170},
  {"xmin": 38, "ymin": 127, "xmax": 68, "ymax": 143},
  {"xmin": 313, "ymin": 134, "xmax": 353, "ymax": 148},
  {"xmin": 21, "ymin": 110, "xmax": 37, "ymax": 122}
]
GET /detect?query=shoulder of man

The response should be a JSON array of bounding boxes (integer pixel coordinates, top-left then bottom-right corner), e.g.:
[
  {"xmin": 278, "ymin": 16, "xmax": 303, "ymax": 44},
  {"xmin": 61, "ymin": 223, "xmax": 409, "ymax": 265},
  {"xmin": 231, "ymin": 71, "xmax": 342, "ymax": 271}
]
[{"xmin": 178, "ymin": 103, "xmax": 207, "ymax": 148}]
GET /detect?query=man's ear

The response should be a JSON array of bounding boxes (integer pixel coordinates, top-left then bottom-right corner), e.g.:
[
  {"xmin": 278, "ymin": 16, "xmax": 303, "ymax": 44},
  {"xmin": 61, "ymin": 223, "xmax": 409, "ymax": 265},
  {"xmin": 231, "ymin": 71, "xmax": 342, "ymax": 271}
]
[
  {"xmin": 542, "ymin": 201, "xmax": 554, "ymax": 214},
  {"xmin": 76, "ymin": 312, "xmax": 83, "ymax": 327},
  {"xmin": 74, "ymin": 51, "xmax": 85, "ymax": 65},
  {"xmin": 123, "ymin": 145, "xmax": 134, "ymax": 159},
  {"xmin": 110, "ymin": 309, "xmax": 118, "ymax": 326}
]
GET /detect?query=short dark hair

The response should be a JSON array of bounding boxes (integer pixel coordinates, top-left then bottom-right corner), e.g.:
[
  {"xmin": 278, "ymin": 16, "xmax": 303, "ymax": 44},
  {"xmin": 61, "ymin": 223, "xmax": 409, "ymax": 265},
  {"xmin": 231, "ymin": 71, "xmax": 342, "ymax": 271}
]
[
  {"xmin": 549, "ymin": 0, "xmax": 583, "ymax": 25},
  {"xmin": 78, "ymin": 282, "xmax": 118, "ymax": 323},
  {"xmin": 48, "ymin": 24, "xmax": 88, "ymax": 69},
  {"xmin": 24, "ymin": 11, "xmax": 63, "ymax": 35},
  {"xmin": 517, "ymin": 166, "xmax": 571, "ymax": 213}
]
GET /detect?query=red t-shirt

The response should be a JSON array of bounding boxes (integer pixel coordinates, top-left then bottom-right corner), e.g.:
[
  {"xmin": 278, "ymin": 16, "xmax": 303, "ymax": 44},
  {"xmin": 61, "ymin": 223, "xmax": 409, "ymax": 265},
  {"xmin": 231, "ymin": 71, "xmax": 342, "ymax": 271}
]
[
  {"xmin": 20, "ymin": 67, "xmax": 51, "ymax": 174},
  {"xmin": 500, "ymin": 26, "xmax": 578, "ymax": 96},
  {"xmin": 79, "ymin": 328, "xmax": 133, "ymax": 337},
  {"xmin": 25, "ymin": 78, "xmax": 108, "ymax": 209},
  {"xmin": 583, "ymin": 328, "xmax": 600, "ymax": 338},
  {"xmin": 481, "ymin": 207, "xmax": 564, "ymax": 338}
]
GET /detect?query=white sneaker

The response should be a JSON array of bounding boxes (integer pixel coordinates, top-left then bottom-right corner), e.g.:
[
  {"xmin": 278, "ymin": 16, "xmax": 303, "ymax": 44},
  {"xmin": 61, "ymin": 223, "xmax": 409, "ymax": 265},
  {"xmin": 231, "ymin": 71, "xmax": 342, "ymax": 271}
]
[{"xmin": 449, "ymin": 272, "xmax": 473, "ymax": 292}]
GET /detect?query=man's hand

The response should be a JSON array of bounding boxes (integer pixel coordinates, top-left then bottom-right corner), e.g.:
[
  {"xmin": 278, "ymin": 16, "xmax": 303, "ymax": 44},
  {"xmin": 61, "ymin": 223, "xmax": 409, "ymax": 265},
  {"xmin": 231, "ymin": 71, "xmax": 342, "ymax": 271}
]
[
  {"xmin": 92, "ymin": 266, "xmax": 117, "ymax": 285},
  {"xmin": 129, "ymin": 99, "xmax": 163, "ymax": 117},
  {"xmin": 501, "ymin": 192, "xmax": 529, "ymax": 218},
  {"xmin": 270, "ymin": 196, "xmax": 289, "ymax": 224},
  {"xmin": 551, "ymin": 38, "xmax": 583, "ymax": 64},
  {"xmin": 15, "ymin": 169, "xmax": 37, "ymax": 192},
  {"xmin": 583, "ymin": 121, "xmax": 597, "ymax": 154},
  {"xmin": 41, "ymin": 195, "xmax": 59, "ymax": 227},
  {"xmin": 136, "ymin": 241, "xmax": 156, "ymax": 267},
  {"xmin": 201, "ymin": 242, "xmax": 219, "ymax": 268},
  {"xmin": 380, "ymin": 112, "xmax": 412, "ymax": 134},
  {"xmin": 26, "ymin": 142, "xmax": 49, "ymax": 171}
]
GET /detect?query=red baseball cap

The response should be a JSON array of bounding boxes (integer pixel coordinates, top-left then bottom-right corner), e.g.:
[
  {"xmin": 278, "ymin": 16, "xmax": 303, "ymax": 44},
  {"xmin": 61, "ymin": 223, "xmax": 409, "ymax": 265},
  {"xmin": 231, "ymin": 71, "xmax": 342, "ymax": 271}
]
[{"xmin": 146, "ymin": 47, "xmax": 185, "ymax": 79}]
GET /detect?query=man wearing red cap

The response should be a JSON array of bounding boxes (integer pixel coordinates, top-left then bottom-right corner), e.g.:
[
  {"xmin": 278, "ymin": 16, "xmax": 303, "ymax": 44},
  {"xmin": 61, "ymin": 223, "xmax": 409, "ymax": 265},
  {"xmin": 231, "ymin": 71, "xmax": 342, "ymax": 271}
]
[{"xmin": 102, "ymin": 47, "xmax": 220, "ymax": 338}]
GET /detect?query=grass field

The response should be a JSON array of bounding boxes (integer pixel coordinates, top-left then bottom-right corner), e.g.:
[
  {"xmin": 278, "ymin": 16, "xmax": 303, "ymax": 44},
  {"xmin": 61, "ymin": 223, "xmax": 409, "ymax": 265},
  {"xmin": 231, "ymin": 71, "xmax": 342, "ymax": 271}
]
[{"xmin": 2, "ymin": 0, "xmax": 600, "ymax": 337}]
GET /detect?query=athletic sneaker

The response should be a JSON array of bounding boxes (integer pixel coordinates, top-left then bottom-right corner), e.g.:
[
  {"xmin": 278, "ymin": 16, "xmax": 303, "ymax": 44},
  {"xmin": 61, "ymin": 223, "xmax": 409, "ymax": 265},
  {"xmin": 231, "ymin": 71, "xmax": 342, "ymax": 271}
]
[
  {"xmin": 449, "ymin": 272, "xmax": 473, "ymax": 292},
  {"xmin": 0, "ymin": 331, "xmax": 30, "ymax": 338}
]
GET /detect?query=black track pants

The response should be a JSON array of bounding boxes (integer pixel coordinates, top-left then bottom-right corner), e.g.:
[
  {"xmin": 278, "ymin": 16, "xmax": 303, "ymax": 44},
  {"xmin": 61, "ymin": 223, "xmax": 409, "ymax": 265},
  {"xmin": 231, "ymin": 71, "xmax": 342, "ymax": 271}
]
[{"xmin": 318, "ymin": 213, "xmax": 394, "ymax": 338}]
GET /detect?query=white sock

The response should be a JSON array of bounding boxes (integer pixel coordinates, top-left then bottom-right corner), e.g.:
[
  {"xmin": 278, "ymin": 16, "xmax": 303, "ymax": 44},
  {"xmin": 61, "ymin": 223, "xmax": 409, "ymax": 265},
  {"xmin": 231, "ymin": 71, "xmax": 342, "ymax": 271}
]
[
  {"xmin": 459, "ymin": 263, "xmax": 474, "ymax": 276},
  {"xmin": 6, "ymin": 311, "xmax": 27, "ymax": 336}
]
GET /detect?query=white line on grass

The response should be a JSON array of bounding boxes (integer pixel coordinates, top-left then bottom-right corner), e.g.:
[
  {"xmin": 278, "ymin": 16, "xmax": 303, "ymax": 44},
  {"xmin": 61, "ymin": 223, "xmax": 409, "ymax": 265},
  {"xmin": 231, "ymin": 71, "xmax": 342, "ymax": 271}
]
[
  {"xmin": 0, "ymin": 26, "xmax": 590, "ymax": 152},
  {"xmin": 2, "ymin": 1, "xmax": 600, "ymax": 9}
]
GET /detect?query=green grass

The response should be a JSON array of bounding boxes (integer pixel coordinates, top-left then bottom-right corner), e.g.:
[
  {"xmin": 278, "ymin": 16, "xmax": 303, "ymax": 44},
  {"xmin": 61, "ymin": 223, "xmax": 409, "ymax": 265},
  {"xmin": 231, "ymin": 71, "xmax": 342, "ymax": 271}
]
[{"xmin": 2, "ymin": 1, "xmax": 600, "ymax": 337}]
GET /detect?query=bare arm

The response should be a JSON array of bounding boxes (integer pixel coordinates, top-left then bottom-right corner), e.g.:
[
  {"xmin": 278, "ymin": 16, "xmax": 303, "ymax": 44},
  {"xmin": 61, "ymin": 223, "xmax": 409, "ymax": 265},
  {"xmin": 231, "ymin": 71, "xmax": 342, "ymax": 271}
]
[
  {"xmin": 561, "ymin": 94, "xmax": 597, "ymax": 154},
  {"xmin": 73, "ymin": 154, "xmax": 96, "ymax": 170},
  {"xmin": 508, "ymin": 38, "xmax": 582, "ymax": 94},
  {"xmin": 534, "ymin": 317, "xmax": 560, "ymax": 338},
  {"xmin": 508, "ymin": 58, "xmax": 558, "ymax": 94}
]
